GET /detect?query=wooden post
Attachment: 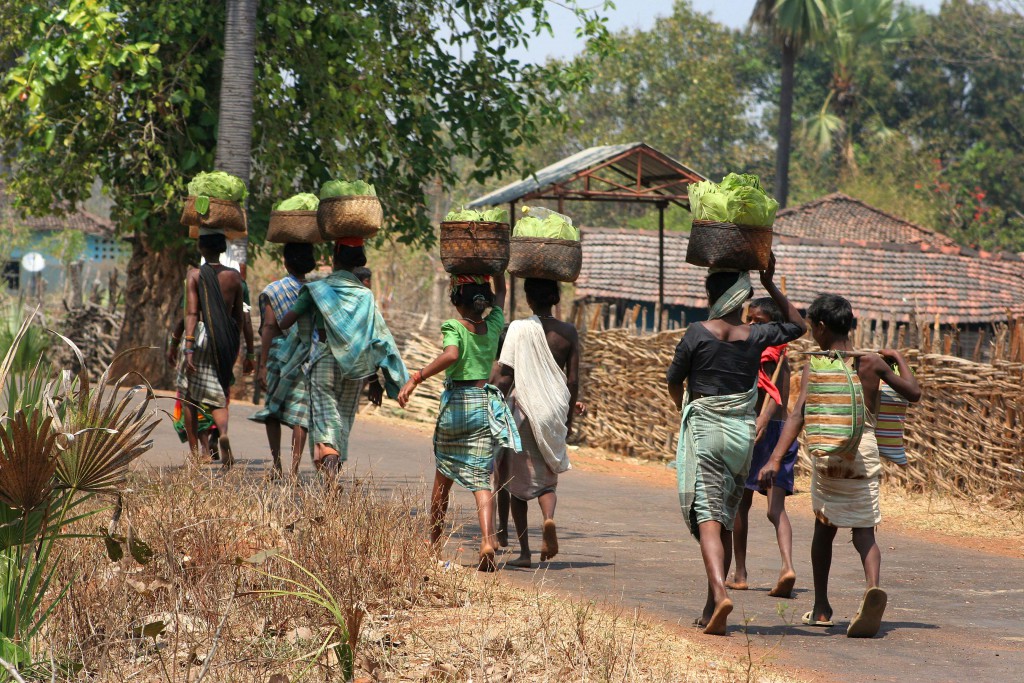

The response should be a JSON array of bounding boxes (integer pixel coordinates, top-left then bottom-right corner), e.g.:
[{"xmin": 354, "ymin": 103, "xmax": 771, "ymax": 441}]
[
  {"xmin": 657, "ymin": 201, "xmax": 667, "ymax": 331},
  {"xmin": 508, "ymin": 200, "xmax": 517, "ymax": 319}
]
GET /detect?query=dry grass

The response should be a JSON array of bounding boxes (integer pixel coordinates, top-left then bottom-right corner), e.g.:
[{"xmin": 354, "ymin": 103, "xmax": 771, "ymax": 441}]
[{"xmin": 34, "ymin": 466, "xmax": 797, "ymax": 682}]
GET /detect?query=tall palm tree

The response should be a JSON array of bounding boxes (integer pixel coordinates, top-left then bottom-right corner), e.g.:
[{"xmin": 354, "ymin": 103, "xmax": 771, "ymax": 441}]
[
  {"xmin": 750, "ymin": 0, "xmax": 829, "ymax": 208},
  {"xmin": 215, "ymin": 0, "xmax": 258, "ymax": 272}
]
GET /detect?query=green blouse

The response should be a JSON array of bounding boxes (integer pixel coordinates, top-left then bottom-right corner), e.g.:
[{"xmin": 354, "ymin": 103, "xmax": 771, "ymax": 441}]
[{"xmin": 441, "ymin": 307, "xmax": 505, "ymax": 381}]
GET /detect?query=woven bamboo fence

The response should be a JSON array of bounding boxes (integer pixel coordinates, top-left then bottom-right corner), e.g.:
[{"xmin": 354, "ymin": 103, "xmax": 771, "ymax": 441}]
[{"xmin": 380, "ymin": 304, "xmax": 1024, "ymax": 501}]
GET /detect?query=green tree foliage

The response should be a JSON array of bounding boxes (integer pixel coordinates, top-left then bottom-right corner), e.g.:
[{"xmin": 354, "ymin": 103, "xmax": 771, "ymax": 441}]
[
  {"xmin": 0, "ymin": 0, "xmax": 611, "ymax": 382},
  {"xmin": 512, "ymin": 0, "xmax": 770, "ymax": 228}
]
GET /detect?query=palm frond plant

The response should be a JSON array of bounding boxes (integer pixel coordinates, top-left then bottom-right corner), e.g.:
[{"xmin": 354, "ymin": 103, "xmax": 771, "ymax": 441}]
[{"xmin": 0, "ymin": 311, "xmax": 158, "ymax": 677}]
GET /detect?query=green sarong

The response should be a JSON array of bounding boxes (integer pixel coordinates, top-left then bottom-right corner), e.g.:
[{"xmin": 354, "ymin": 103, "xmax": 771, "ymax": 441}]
[
  {"xmin": 676, "ymin": 385, "xmax": 758, "ymax": 540},
  {"xmin": 434, "ymin": 383, "xmax": 521, "ymax": 492}
]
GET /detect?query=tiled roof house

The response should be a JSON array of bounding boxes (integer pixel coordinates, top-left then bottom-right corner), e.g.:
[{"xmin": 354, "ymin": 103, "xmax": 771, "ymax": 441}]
[
  {"xmin": 575, "ymin": 196, "xmax": 1024, "ymax": 326},
  {"xmin": 772, "ymin": 193, "xmax": 958, "ymax": 248}
]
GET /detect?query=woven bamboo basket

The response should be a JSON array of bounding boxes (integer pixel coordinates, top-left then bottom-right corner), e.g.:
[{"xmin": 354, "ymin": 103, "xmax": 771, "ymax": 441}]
[
  {"xmin": 685, "ymin": 220, "xmax": 772, "ymax": 271},
  {"xmin": 507, "ymin": 236, "xmax": 582, "ymax": 282},
  {"xmin": 316, "ymin": 195, "xmax": 383, "ymax": 239},
  {"xmin": 439, "ymin": 221, "xmax": 510, "ymax": 275},
  {"xmin": 180, "ymin": 196, "xmax": 247, "ymax": 235},
  {"xmin": 187, "ymin": 224, "xmax": 248, "ymax": 241},
  {"xmin": 266, "ymin": 210, "xmax": 322, "ymax": 244}
]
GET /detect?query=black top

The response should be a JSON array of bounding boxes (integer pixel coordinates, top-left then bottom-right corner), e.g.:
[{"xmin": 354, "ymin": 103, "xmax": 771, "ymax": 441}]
[{"xmin": 666, "ymin": 321, "xmax": 804, "ymax": 397}]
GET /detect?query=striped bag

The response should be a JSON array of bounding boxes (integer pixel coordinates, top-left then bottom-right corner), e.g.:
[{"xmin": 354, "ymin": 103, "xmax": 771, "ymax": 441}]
[
  {"xmin": 804, "ymin": 353, "xmax": 865, "ymax": 459},
  {"xmin": 876, "ymin": 370, "xmax": 910, "ymax": 465}
]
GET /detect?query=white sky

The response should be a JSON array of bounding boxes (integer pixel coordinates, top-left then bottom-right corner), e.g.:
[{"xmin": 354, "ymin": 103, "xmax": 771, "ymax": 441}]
[{"xmin": 510, "ymin": 0, "xmax": 946, "ymax": 63}]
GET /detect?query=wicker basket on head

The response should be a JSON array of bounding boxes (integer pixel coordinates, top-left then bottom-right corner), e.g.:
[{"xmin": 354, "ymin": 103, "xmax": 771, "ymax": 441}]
[
  {"xmin": 685, "ymin": 220, "xmax": 772, "ymax": 271},
  {"xmin": 180, "ymin": 196, "xmax": 247, "ymax": 235},
  {"xmin": 439, "ymin": 221, "xmax": 510, "ymax": 275},
  {"xmin": 267, "ymin": 210, "xmax": 322, "ymax": 244},
  {"xmin": 187, "ymin": 224, "xmax": 248, "ymax": 241},
  {"xmin": 316, "ymin": 195, "xmax": 383, "ymax": 240},
  {"xmin": 507, "ymin": 236, "xmax": 582, "ymax": 282}
]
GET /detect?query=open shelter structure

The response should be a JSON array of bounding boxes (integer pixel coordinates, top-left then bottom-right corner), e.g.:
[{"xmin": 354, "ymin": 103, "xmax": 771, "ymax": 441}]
[{"xmin": 467, "ymin": 142, "xmax": 705, "ymax": 324}]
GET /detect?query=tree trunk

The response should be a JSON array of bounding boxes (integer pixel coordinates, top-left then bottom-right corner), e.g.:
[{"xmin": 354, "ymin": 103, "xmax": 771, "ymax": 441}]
[
  {"xmin": 774, "ymin": 42, "xmax": 796, "ymax": 209},
  {"xmin": 114, "ymin": 235, "xmax": 191, "ymax": 388},
  {"xmin": 215, "ymin": 0, "xmax": 257, "ymax": 270}
]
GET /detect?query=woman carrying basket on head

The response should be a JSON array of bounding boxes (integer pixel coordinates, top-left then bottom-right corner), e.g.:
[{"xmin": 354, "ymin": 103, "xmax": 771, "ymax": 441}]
[
  {"xmin": 666, "ymin": 253, "xmax": 805, "ymax": 635},
  {"xmin": 397, "ymin": 273, "xmax": 520, "ymax": 572}
]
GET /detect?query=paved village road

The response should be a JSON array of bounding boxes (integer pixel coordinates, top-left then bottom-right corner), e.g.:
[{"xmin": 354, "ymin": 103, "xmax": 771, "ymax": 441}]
[{"xmin": 143, "ymin": 405, "xmax": 1023, "ymax": 683}]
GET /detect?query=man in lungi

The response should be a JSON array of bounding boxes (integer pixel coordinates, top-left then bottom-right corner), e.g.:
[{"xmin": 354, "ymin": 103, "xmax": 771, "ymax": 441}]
[
  {"xmin": 494, "ymin": 278, "xmax": 585, "ymax": 568},
  {"xmin": 250, "ymin": 243, "xmax": 317, "ymax": 477},
  {"xmin": 758, "ymin": 294, "xmax": 920, "ymax": 638},
  {"xmin": 727, "ymin": 297, "xmax": 799, "ymax": 598},
  {"xmin": 177, "ymin": 232, "xmax": 255, "ymax": 468},
  {"xmin": 278, "ymin": 239, "xmax": 407, "ymax": 477},
  {"xmin": 666, "ymin": 254, "xmax": 805, "ymax": 635}
]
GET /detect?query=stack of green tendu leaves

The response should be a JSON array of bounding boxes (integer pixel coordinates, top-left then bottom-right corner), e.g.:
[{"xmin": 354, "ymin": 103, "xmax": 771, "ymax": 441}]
[
  {"xmin": 187, "ymin": 171, "xmax": 247, "ymax": 215},
  {"xmin": 444, "ymin": 207, "xmax": 508, "ymax": 223},
  {"xmin": 320, "ymin": 179, "xmax": 376, "ymax": 198},
  {"xmin": 513, "ymin": 206, "xmax": 579, "ymax": 241},
  {"xmin": 274, "ymin": 193, "xmax": 320, "ymax": 211},
  {"xmin": 688, "ymin": 173, "xmax": 778, "ymax": 228}
]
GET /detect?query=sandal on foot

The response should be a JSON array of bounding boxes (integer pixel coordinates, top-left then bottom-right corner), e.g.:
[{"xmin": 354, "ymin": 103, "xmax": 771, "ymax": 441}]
[
  {"xmin": 801, "ymin": 611, "xmax": 834, "ymax": 627},
  {"xmin": 847, "ymin": 587, "xmax": 887, "ymax": 638}
]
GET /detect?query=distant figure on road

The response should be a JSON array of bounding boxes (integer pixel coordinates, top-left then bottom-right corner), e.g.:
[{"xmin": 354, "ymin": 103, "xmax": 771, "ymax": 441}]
[
  {"xmin": 494, "ymin": 278, "xmax": 585, "ymax": 568},
  {"xmin": 250, "ymin": 243, "xmax": 318, "ymax": 477},
  {"xmin": 278, "ymin": 239, "xmax": 407, "ymax": 479},
  {"xmin": 666, "ymin": 254, "xmax": 805, "ymax": 635},
  {"xmin": 175, "ymin": 232, "xmax": 255, "ymax": 469},
  {"xmin": 397, "ymin": 273, "xmax": 520, "ymax": 573},
  {"xmin": 727, "ymin": 296, "xmax": 799, "ymax": 598},
  {"xmin": 759, "ymin": 294, "xmax": 921, "ymax": 638}
]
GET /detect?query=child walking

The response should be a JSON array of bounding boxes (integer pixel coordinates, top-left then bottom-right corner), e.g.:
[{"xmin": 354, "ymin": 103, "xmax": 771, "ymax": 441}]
[
  {"xmin": 398, "ymin": 273, "xmax": 520, "ymax": 571},
  {"xmin": 758, "ymin": 294, "xmax": 921, "ymax": 638},
  {"xmin": 727, "ymin": 297, "xmax": 799, "ymax": 598}
]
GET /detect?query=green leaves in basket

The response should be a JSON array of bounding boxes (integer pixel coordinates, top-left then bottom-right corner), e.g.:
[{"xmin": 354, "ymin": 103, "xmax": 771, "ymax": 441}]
[
  {"xmin": 444, "ymin": 207, "xmax": 508, "ymax": 223},
  {"xmin": 320, "ymin": 179, "xmax": 376, "ymax": 198},
  {"xmin": 688, "ymin": 173, "xmax": 778, "ymax": 228},
  {"xmin": 193, "ymin": 195, "xmax": 210, "ymax": 215},
  {"xmin": 274, "ymin": 193, "xmax": 320, "ymax": 211},
  {"xmin": 513, "ymin": 206, "xmax": 578, "ymax": 241},
  {"xmin": 187, "ymin": 171, "xmax": 248, "ymax": 202}
]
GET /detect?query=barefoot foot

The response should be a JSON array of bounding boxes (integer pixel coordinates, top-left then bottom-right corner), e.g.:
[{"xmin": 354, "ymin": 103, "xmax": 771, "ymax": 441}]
[
  {"xmin": 219, "ymin": 437, "xmax": 234, "ymax": 470},
  {"xmin": 769, "ymin": 570, "xmax": 797, "ymax": 598},
  {"xmin": 539, "ymin": 520, "xmax": 558, "ymax": 561},
  {"xmin": 724, "ymin": 580, "xmax": 748, "ymax": 590},
  {"xmin": 495, "ymin": 528, "xmax": 509, "ymax": 548},
  {"xmin": 507, "ymin": 554, "xmax": 532, "ymax": 568},
  {"xmin": 477, "ymin": 546, "xmax": 496, "ymax": 572},
  {"xmin": 703, "ymin": 598, "xmax": 733, "ymax": 636}
]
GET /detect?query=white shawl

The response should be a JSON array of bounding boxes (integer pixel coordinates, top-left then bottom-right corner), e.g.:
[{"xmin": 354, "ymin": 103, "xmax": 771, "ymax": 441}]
[{"xmin": 498, "ymin": 316, "xmax": 572, "ymax": 473}]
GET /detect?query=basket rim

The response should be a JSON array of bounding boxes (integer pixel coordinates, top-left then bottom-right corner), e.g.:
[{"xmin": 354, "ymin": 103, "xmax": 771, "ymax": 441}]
[
  {"xmin": 270, "ymin": 209, "xmax": 318, "ymax": 217},
  {"xmin": 691, "ymin": 219, "xmax": 773, "ymax": 232},
  {"xmin": 318, "ymin": 194, "xmax": 380, "ymax": 203},
  {"xmin": 510, "ymin": 235, "xmax": 581, "ymax": 246},
  {"xmin": 440, "ymin": 220, "xmax": 509, "ymax": 229}
]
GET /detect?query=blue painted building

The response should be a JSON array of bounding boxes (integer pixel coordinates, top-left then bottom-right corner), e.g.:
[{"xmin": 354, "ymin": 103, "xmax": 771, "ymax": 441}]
[{"xmin": 2, "ymin": 185, "xmax": 129, "ymax": 294}]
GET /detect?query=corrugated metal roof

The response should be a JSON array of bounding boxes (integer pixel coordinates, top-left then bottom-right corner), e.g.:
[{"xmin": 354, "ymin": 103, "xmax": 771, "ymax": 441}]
[{"xmin": 467, "ymin": 142, "xmax": 706, "ymax": 208}]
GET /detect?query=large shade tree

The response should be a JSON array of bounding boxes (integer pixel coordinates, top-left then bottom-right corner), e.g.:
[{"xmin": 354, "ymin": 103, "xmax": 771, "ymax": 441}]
[{"xmin": 0, "ymin": 0, "xmax": 611, "ymax": 384}]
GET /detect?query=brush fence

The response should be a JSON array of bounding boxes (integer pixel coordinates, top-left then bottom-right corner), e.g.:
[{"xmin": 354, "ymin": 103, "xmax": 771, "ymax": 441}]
[{"xmin": 383, "ymin": 309, "xmax": 1023, "ymax": 502}]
